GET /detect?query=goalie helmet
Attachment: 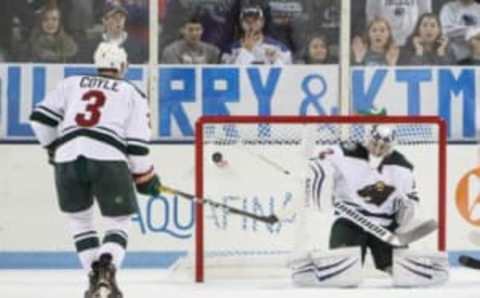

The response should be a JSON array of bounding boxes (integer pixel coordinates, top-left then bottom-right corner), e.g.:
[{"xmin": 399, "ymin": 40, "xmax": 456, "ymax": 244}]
[
  {"xmin": 94, "ymin": 42, "xmax": 128, "ymax": 75},
  {"xmin": 366, "ymin": 124, "xmax": 395, "ymax": 158}
]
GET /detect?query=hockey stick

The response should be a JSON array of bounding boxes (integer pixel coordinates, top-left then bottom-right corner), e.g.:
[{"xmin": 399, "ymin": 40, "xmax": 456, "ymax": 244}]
[
  {"xmin": 334, "ymin": 201, "xmax": 438, "ymax": 246},
  {"xmin": 458, "ymin": 255, "xmax": 480, "ymax": 269},
  {"xmin": 158, "ymin": 185, "xmax": 279, "ymax": 224}
]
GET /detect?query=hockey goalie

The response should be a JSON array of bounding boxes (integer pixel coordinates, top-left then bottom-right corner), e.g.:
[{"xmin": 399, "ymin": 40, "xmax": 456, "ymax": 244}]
[{"xmin": 287, "ymin": 124, "xmax": 449, "ymax": 287}]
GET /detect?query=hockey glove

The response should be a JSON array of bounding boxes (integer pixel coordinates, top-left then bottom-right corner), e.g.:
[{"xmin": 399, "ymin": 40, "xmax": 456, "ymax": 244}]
[
  {"xmin": 136, "ymin": 174, "xmax": 161, "ymax": 197},
  {"xmin": 45, "ymin": 143, "xmax": 56, "ymax": 165}
]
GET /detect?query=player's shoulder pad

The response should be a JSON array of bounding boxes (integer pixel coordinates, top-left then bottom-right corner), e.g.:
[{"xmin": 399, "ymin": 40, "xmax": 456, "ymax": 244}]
[
  {"xmin": 382, "ymin": 150, "xmax": 414, "ymax": 170},
  {"xmin": 122, "ymin": 79, "xmax": 147, "ymax": 99},
  {"xmin": 340, "ymin": 141, "xmax": 369, "ymax": 160}
]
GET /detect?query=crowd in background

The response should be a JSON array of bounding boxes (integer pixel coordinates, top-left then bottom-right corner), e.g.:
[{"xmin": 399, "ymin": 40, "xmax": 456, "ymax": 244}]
[
  {"xmin": 2, "ymin": 0, "xmax": 480, "ymax": 65},
  {"xmin": 0, "ymin": 0, "xmax": 149, "ymax": 63}
]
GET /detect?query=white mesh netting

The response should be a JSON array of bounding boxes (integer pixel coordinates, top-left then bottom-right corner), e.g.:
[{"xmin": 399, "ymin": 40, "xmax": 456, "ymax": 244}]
[{"xmin": 203, "ymin": 123, "xmax": 437, "ymax": 146}]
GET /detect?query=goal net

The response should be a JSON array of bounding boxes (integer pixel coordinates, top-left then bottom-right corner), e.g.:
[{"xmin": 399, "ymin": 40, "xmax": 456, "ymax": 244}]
[{"xmin": 175, "ymin": 116, "xmax": 446, "ymax": 282}]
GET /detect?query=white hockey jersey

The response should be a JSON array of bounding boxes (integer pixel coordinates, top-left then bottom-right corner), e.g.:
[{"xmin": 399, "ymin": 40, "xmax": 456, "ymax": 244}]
[
  {"xmin": 29, "ymin": 75, "xmax": 153, "ymax": 176},
  {"xmin": 308, "ymin": 142, "xmax": 418, "ymax": 227}
]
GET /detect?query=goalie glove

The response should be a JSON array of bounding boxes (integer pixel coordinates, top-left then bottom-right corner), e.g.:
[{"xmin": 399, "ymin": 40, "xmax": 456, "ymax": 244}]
[{"xmin": 134, "ymin": 168, "xmax": 161, "ymax": 196}]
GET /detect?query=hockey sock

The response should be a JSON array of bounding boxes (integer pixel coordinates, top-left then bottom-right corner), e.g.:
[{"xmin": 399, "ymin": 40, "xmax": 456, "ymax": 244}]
[
  {"xmin": 97, "ymin": 215, "xmax": 131, "ymax": 268},
  {"xmin": 74, "ymin": 231, "xmax": 100, "ymax": 274},
  {"xmin": 66, "ymin": 206, "xmax": 100, "ymax": 274}
]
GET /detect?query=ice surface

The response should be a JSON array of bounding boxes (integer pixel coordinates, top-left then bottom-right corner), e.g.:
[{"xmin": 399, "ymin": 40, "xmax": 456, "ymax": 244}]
[{"xmin": 0, "ymin": 268, "xmax": 479, "ymax": 298}]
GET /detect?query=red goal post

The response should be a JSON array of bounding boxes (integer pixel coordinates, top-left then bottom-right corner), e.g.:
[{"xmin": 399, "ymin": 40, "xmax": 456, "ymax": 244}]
[{"xmin": 194, "ymin": 115, "xmax": 447, "ymax": 282}]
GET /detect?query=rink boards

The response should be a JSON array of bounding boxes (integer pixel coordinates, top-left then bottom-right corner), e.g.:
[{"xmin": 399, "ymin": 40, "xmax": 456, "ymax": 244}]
[{"xmin": 0, "ymin": 143, "xmax": 479, "ymax": 268}]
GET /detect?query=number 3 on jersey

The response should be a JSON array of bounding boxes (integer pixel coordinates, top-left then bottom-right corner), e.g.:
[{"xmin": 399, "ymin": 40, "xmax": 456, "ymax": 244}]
[{"xmin": 75, "ymin": 90, "xmax": 106, "ymax": 127}]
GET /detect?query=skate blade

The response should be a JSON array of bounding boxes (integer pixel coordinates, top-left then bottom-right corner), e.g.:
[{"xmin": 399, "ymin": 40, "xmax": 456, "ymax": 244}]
[{"xmin": 93, "ymin": 285, "xmax": 111, "ymax": 298}]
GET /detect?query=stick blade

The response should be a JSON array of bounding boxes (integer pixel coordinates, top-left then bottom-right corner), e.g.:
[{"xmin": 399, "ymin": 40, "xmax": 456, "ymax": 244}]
[
  {"xmin": 459, "ymin": 255, "xmax": 480, "ymax": 269},
  {"xmin": 397, "ymin": 219, "xmax": 438, "ymax": 245}
]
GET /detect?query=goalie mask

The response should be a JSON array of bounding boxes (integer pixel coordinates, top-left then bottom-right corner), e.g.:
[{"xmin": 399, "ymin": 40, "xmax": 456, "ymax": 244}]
[{"xmin": 366, "ymin": 125, "xmax": 395, "ymax": 158}]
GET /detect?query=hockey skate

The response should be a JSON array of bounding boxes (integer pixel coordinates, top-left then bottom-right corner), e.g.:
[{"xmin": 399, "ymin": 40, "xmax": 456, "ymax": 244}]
[
  {"xmin": 86, "ymin": 253, "xmax": 123, "ymax": 298},
  {"xmin": 84, "ymin": 260, "xmax": 100, "ymax": 298}
]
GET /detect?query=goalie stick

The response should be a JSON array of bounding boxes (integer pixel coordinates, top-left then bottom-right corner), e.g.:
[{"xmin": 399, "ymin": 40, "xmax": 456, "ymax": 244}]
[
  {"xmin": 158, "ymin": 185, "xmax": 279, "ymax": 224},
  {"xmin": 334, "ymin": 201, "xmax": 438, "ymax": 246},
  {"xmin": 458, "ymin": 255, "xmax": 480, "ymax": 269}
]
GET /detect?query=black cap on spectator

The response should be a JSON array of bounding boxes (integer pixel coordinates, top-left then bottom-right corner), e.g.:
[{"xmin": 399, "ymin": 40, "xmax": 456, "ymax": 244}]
[
  {"xmin": 103, "ymin": 3, "xmax": 128, "ymax": 18},
  {"xmin": 240, "ymin": 6, "xmax": 264, "ymax": 20},
  {"xmin": 185, "ymin": 13, "xmax": 202, "ymax": 25}
]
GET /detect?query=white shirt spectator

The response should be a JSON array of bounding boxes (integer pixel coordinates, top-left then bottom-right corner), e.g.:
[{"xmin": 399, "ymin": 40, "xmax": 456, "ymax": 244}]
[
  {"xmin": 440, "ymin": 0, "xmax": 480, "ymax": 61},
  {"xmin": 222, "ymin": 36, "xmax": 292, "ymax": 64},
  {"xmin": 366, "ymin": 0, "xmax": 431, "ymax": 46}
]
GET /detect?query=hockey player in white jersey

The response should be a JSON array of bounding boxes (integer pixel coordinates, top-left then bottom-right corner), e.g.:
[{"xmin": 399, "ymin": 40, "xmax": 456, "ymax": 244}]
[
  {"xmin": 290, "ymin": 124, "xmax": 448, "ymax": 287},
  {"xmin": 314, "ymin": 125, "xmax": 417, "ymax": 272},
  {"xmin": 29, "ymin": 42, "xmax": 161, "ymax": 298}
]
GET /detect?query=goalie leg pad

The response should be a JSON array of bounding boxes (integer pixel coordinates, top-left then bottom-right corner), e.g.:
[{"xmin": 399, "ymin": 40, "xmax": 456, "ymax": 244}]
[
  {"xmin": 288, "ymin": 247, "xmax": 363, "ymax": 288},
  {"xmin": 393, "ymin": 248, "xmax": 449, "ymax": 287}
]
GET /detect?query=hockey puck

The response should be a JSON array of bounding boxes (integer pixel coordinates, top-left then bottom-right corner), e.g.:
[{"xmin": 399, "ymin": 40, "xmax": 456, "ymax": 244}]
[{"xmin": 212, "ymin": 152, "xmax": 223, "ymax": 163}]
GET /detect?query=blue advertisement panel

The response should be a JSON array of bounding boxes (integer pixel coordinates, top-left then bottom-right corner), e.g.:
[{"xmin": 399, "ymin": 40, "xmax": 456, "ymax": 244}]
[
  {"xmin": 157, "ymin": 65, "xmax": 339, "ymax": 139},
  {"xmin": 352, "ymin": 67, "xmax": 478, "ymax": 140},
  {"xmin": 0, "ymin": 64, "xmax": 478, "ymax": 140}
]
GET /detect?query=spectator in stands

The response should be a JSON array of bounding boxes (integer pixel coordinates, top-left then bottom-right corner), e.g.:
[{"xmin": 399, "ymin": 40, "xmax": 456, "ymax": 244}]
[
  {"xmin": 303, "ymin": 0, "xmax": 339, "ymax": 61},
  {"xmin": 159, "ymin": 0, "xmax": 239, "ymax": 56},
  {"xmin": 59, "ymin": 0, "xmax": 96, "ymax": 42},
  {"xmin": 161, "ymin": 15, "xmax": 220, "ymax": 64},
  {"xmin": 80, "ymin": 2, "xmax": 147, "ymax": 64},
  {"xmin": 435, "ymin": 0, "xmax": 480, "ymax": 13},
  {"xmin": 366, "ymin": 0, "xmax": 431, "ymax": 47},
  {"xmin": 352, "ymin": 17, "xmax": 399, "ymax": 66},
  {"xmin": 440, "ymin": 0, "xmax": 480, "ymax": 62},
  {"xmin": 20, "ymin": 6, "xmax": 78, "ymax": 63},
  {"xmin": 459, "ymin": 26, "xmax": 480, "ymax": 64},
  {"xmin": 398, "ymin": 13, "xmax": 455, "ymax": 65},
  {"xmin": 0, "ymin": 0, "xmax": 37, "ymax": 61},
  {"xmin": 295, "ymin": 33, "xmax": 335, "ymax": 64},
  {"xmin": 222, "ymin": 5, "xmax": 292, "ymax": 64},
  {"xmin": 242, "ymin": 0, "xmax": 310, "ymax": 59}
]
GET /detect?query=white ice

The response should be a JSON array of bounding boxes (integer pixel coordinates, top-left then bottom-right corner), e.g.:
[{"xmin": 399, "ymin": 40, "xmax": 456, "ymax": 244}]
[{"xmin": 1, "ymin": 268, "xmax": 479, "ymax": 298}]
